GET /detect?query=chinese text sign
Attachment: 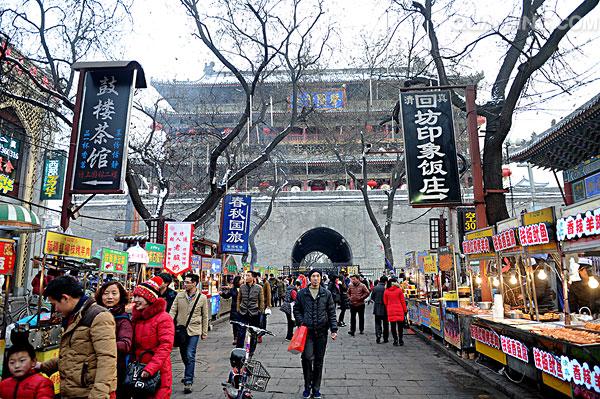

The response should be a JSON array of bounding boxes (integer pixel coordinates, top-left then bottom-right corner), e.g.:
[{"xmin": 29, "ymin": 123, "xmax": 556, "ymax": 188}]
[
  {"xmin": 73, "ymin": 68, "xmax": 135, "ymax": 193},
  {"xmin": 0, "ymin": 134, "xmax": 21, "ymax": 197},
  {"xmin": 43, "ymin": 231, "xmax": 92, "ymax": 259},
  {"xmin": 220, "ymin": 194, "xmax": 252, "ymax": 254},
  {"xmin": 40, "ymin": 151, "xmax": 66, "ymax": 200},
  {"xmin": 164, "ymin": 222, "xmax": 194, "ymax": 276},
  {"xmin": 101, "ymin": 248, "xmax": 128, "ymax": 274},
  {"xmin": 400, "ymin": 90, "xmax": 461, "ymax": 206}
]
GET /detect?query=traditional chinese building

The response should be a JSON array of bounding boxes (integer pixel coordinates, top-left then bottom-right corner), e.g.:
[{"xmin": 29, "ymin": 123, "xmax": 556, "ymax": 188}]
[
  {"xmin": 0, "ymin": 42, "xmax": 53, "ymax": 292},
  {"xmin": 151, "ymin": 65, "xmax": 480, "ymax": 193}
]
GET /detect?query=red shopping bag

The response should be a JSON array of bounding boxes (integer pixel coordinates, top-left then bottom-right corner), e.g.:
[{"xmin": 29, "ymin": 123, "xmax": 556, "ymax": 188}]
[{"xmin": 287, "ymin": 325, "xmax": 308, "ymax": 354}]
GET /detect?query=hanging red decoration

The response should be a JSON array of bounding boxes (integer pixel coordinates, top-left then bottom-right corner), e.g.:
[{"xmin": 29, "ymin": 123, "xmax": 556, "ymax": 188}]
[
  {"xmin": 502, "ymin": 167, "xmax": 512, "ymax": 177},
  {"xmin": 367, "ymin": 180, "xmax": 378, "ymax": 188}
]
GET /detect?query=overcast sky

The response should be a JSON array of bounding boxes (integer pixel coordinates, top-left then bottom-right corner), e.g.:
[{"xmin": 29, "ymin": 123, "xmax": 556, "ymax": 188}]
[{"xmin": 122, "ymin": 0, "xmax": 600, "ymax": 147}]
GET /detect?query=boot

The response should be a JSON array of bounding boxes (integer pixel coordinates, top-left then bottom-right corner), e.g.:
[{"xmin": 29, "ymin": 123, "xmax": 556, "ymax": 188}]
[
  {"xmin": 376, "ymin": 336, "xmax": 381, "ymax": 344},
  {"xmin": 393, "ymin": 340, "xmax": 399, "ymax": 346}
]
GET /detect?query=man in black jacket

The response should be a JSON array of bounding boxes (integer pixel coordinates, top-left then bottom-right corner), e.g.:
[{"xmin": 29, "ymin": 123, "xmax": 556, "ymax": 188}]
[
  {"xmin": 371, "ymin": 275, "xmax": 389, "ymax": 344},
  {"xmin": 294, "ymin": 269, "xmax": 338, "ymax": 399},
  {"xmin": 157, "ymin": 272, "xmax": 178, "ymax": 312}
]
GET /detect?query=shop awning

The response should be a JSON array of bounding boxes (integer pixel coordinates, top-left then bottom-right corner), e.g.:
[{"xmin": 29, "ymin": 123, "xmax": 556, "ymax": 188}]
[
  {"xmin": 0, "ymin": 203, "xmax": 41, "ymax": 231},
  {"xmin": 510, "ymin": 92, "xmax": 600, "ymax": 170}
]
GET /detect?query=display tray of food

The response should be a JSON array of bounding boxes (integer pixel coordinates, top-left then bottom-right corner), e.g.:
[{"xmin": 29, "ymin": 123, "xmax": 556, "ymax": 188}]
[
  {"xmin": 447, "ymin": 306, "xmax": 492, "ymax": 315},
  {"xmin": 529, "ymin": 326, "xmax": 600, "ymax": 345},
  {"xmin": 521, "ymin": 312, "xmax": 561, "ymax": 322}
]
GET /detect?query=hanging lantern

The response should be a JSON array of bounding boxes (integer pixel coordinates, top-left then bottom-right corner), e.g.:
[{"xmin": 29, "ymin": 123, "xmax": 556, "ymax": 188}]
[
  {"xmin": 367, "ymin": 180, "xmax": 378, "ymax": 188},
  {"xmin": 502, "ymin": 167, "xmax": 512, "ymax": 177},
  {"xmin": 259, "ymin": 181, "xmax": 270, "ymax": 188}
]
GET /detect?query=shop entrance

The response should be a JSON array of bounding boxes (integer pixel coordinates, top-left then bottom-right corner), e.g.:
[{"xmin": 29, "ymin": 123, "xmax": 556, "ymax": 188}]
[{"xmin": 291, "ymin": 227, "xmax": 352, "ymax": 275}]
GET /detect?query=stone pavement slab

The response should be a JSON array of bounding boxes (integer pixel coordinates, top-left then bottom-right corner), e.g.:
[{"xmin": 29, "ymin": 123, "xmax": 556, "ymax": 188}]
[{"xmin": 171, "ymin": 305, "xmax": 509, "ymax": 398}]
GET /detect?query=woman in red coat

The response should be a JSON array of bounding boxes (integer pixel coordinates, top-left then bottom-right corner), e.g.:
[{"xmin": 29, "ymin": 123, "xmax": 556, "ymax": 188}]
[
  {"xmin": 383, "ymin": 277, "xmax": 407, "ymax": 346},
  {"xmin": 131, "ymin": 276, "xmax": 174, "ymax": 399}
]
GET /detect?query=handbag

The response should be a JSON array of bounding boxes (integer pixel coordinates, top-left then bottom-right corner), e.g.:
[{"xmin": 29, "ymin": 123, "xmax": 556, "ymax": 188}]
[
  {"xmin": 287, "ymin": 325, "xmax": 308, "ymax": 354},
  {"xmin": 174, "ymin": 292, "xmax": 202, "ymax": 348},
  {"xmin": 123, "ymin": 350, "xmax": 161, "ymax": 396}
]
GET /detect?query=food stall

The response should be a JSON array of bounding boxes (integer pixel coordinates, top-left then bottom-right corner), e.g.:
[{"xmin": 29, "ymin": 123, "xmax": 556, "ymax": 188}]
[{"xmin": 445, "ymin": 227, "xmax": 496, "ymax": 352}]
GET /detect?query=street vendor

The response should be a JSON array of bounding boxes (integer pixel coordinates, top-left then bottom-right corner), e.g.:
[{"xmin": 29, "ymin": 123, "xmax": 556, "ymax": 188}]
[{"xmin": 569, "ymin": 258, "xmax": 600, "ymax": 316}]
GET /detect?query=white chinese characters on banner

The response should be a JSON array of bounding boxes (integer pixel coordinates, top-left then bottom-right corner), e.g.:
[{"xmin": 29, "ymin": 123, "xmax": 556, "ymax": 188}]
[
  {"xmin": 164, "ymin": 222, "xmax": 194, "ymax": 276},
  {"xmin": 533, "ymin": 347, "xmax": 600, "ymax": 393},
  {"xmin": 557, "ymin": 207, "xmax": 600, "ymax": 242},
  {"xmin": 221, "ymin": 195, "xmax": 251, "ymax": 253}
]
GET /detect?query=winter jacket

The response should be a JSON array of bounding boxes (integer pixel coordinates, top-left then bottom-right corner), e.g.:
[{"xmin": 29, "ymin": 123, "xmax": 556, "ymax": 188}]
[
  {"xmin": 327, "ymin": 281, "xmax": 341, "ymax": 304},
  {"xmin": 40, "ymin": 297, "xmax": 117, "ymax": 399},
  {"xmin": 262, "ymin": 280, "xmax": 272, "ymax": 308},
  {"xmin": 347, "ymin": 282, "xmax": 370, "ymax": 307},
  {"xmin": 131, "ymin": 298, "xmax": 174, "ymax": 399},
  {"xmin": 293, "ymin": 286, "xmax": 338, "ymax": 333},
  {"xmin": 280, "ymin": 286, "xmax": 298, "ymax": 315},
  {"xmin": 169, "ymin": 290, "xmax": 209, "ymax": 336},
  {"xmin": 237, "ymin": 283, "xmax": 264, "ymax": 317},
  {"xmin": 0, "ymin": 370, "xmax": 54, "ymax": 399},
  {"xmin": 277, "ymin": 280, "xmax": 285, "ymax": 297},
  {"xmin": 109, "ymin": 306, "xmax": 132, "ymax": 395},
  {"xmin": 371, "ymin": 282, "xmax": 387, "ymax": 317},
  {"xmin": 383, "ymin": 283, "xmax": 407, "ymax": 322},
  {"xmin": 220, "ymin": 286, "xmax": 240, "ymax": 321},
  {"xmin": 160, "ymin": 287, "xmax": 178, "ymax": 313}
]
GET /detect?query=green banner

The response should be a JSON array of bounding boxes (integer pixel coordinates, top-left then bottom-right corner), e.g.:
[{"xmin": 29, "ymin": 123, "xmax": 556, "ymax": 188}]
[
  {"xmin": 145, "ymin": 242, "xmax": 165, "ymax": 268},
  {"xmin": 101, "ymin": 248, "xmax": 128, "ymax": 274},
  {"xmin": 40, "ymin": 151, "xmax": 66, "ymax": 200}
]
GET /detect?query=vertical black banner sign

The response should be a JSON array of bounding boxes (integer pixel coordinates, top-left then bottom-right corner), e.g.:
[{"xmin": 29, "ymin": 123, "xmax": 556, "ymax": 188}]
[
  {"xmin": 72, "ymin": 69, "xmax": 135, "ymax": 193},
  {"xmin": 400, "ymin": 90, "xmax": 461, "ymax": 206}
]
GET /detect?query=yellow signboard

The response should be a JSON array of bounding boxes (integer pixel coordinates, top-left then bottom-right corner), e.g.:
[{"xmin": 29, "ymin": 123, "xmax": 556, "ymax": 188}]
[
  {"xmin": 465, "ymin": 226, "xmax": 494, "ymax": 240},
  {"xmin": 430, "ymin": 305, "xmax": 441, "ymax": 331},
  {"xmin": 44, "ymin": 231, "xmax": 92, "ymax": 259},
  {"xmin": 522, "ymin": 207, "xmax": 554, "ymax": 225},
  {"xmin": 423, "ymin": 254, "xmax": 438, "ymax": 274}
]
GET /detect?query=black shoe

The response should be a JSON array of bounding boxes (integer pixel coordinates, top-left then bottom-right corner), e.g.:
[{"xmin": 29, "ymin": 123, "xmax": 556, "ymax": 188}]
[
  {"xmin": 184, "ymin": 384, "xmax": 193, "ymax": 394},
  {"xmin": 393, "ymin": 340, "xmax": 399, "ymax": 346},
  {"xmin": 359, "ymin": 331, "xmax": 364, "ymax": 335},
  {"xmin": 338, "ymin": 321, "xmax": 346, "ymax": 327},
  {"xmin": 383, "ymin": 339, "xmax": 389, "ymax": 343},
  {"xmin": 348, "ymin": 331, "xmax": 355, "ymax": 336},
  {"xmin": 399, "ymin": 340, "xmax": 404, "ymax": 346},
  {"xmin": 376, "ymin": 337, "xmax": 381, "ymax": 344}
]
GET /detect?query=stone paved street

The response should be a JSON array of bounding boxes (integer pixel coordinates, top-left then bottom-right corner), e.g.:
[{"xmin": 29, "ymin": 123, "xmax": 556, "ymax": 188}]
[{"xmin": 171, "ymin": 306, "xmax": 509, "ymax": 398}]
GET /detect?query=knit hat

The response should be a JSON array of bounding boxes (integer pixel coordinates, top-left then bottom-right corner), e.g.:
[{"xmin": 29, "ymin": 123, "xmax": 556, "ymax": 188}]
[
  {"xmin": 308, "ymin": 269, "xmax": 322, "ymax": 279},
  {"xmin": 133, "ymin": 276, "xmax": 163, "ymax": 304}
]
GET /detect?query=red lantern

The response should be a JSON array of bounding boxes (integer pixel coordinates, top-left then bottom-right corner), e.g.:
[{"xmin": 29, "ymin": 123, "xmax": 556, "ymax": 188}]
[
  {"xmin": 502, "ymin": 167, "xmax": 512, "ymax": 177},
  {"xmin": 367, "ymin": 180, "xmax": 378, "ymax": 188},
  {"xmin": 259, "ymin": 181, "xmax": 270, "ymax": 188}
]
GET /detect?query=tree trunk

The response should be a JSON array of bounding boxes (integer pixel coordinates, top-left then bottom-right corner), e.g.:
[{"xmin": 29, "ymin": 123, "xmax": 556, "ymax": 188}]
[{"xmin": 482, "ymin": 114, "xmax": 510, "ymax": 225}]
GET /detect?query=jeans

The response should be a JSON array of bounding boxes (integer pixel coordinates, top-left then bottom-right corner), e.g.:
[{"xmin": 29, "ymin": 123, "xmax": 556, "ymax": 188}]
[
  {"xmin": 285, "ymin": 312, "xmax": 295, "ymax": 340},
  {"xmin": 350, "ymin": 304, "xmax": 365, "ymax": 333},
  {"xmin": 180, "ymin": 335, "xmax": 199, "ymax": 384},
  {"xmin": 374, "ymin": 315, "xmax": 389, "ymax": 340},
  {"xmin": 391, "ymin": 321, "xmax": 404, "ymax": 343},
  {"xmin": 236, "ymin": 313, "xmax": 262, "ymax": 354},
  {"xmin": 301, "ymin": 329, "xmax": 328, "ymax": 392}
]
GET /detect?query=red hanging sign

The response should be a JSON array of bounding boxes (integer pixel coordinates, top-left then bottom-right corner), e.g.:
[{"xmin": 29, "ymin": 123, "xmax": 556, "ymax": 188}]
[{"xmin": 0, "ymin": 239, "xmax": 16, "ymax": 275}]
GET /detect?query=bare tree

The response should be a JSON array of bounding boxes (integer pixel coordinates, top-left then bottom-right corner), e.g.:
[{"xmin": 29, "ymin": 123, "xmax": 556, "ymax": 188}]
[
  {"xmin": 174, "ymin": 0, "xmax": 331, "ymax": 228},
  {"xmin": 397, "ymin": 0, "xmax": 600, "ymax": 224},
  {"xmin": 0, "ymin": 0, "xmax": 132, "ymax": 128}
]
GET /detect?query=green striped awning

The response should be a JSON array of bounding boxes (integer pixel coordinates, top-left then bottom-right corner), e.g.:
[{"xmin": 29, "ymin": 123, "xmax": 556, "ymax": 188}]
[{"xmin": 0, "ymin": 203, "xmax": 41, "ymax": 231}]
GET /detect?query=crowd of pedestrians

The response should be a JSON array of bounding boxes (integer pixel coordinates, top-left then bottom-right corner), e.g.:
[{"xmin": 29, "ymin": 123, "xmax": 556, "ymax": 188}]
[{"xmin": 0, "ymin": 268, "xmax": 408, "ymax": 398}]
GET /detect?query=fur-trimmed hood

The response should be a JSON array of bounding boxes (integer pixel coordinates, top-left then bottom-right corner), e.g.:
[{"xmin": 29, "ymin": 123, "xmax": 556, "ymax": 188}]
[{"xmin": 132, "ymin": 297, "xmax": 167, "ymax": 321}]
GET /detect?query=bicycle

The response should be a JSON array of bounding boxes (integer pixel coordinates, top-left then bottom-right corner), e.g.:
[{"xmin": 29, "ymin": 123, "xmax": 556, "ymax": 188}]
[{"xmin": 222, "ymin": 320, "xmax": 274, "ymax": 399}]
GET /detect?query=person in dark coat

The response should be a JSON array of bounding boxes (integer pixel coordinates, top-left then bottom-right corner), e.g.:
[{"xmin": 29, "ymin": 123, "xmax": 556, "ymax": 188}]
[
  {"xmin": 95, "ymin": 280, "xmax": 132, "ymax": 399},
  {"xmin": 220, "ymin": 275, "xmax": 242, "ymax": 345},
  {"xmin": 371, "ymin": 275, "xmax": 389, "ymax": 344},
  {"xmin": 293, "ymin": 269, "xmax": 338, "ymax": 399},
  {"xmin": 157, "ymin": 272, "xmax": 178, "ymax": 312},
  {"xmin": 327, "ymin": 275, "xmax": 347, "ymax": 327},
  {"xmin": 280, "ymin": 280, "xmax": 301, "ymax": 340}
]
